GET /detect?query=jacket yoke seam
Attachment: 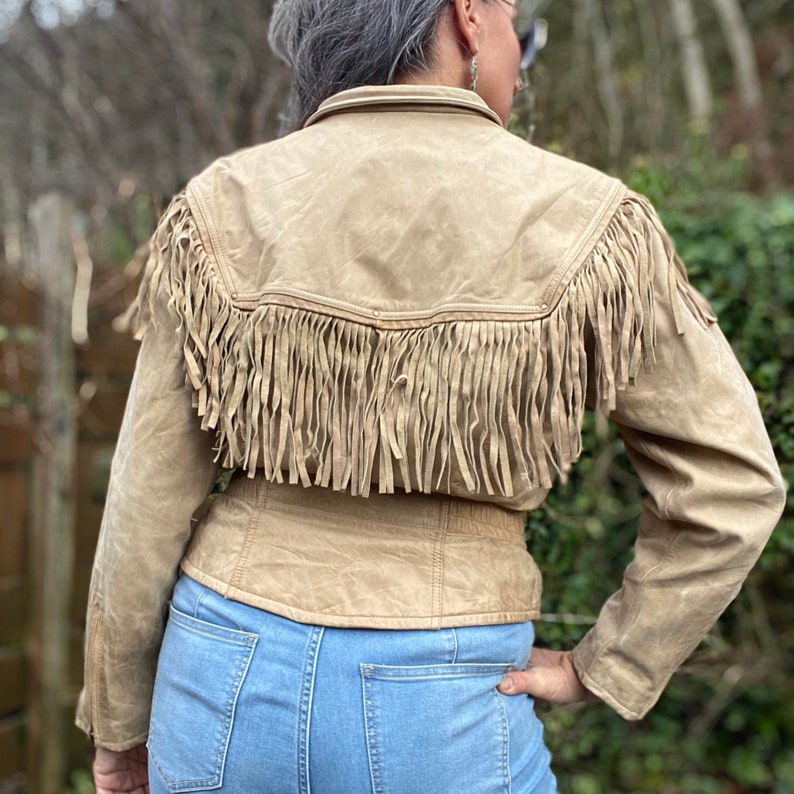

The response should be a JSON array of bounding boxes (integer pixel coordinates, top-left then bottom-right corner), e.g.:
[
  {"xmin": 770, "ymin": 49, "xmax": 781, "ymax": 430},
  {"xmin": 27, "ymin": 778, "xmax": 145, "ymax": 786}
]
[
  {"xmin": 186, "ymin": 184, "xmax": 236, "ymax": 298},
  {"xmin": 187, "ymin": 173, "xmax": 627, "ymax": 324},
  {"xmin": 540, "ymin": 180, "xmax": 627, "ymax": 307}
]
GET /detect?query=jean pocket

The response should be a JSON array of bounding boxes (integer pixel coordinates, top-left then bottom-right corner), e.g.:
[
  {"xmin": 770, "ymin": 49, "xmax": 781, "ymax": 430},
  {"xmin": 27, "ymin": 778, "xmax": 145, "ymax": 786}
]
[
  {"xmin": 361, "ymin": 663, "xmax": 515, "ymax": 794},
  {"xmin": 147, "ymin": 604, "xmax": 258, "ymax": 792}
]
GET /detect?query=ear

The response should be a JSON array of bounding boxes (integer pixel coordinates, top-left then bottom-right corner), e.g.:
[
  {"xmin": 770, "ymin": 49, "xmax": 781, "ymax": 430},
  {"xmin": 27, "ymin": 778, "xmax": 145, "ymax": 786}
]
[{"xmin": 450, "ymin": 0, "xmax": 482, "ymax": 56}]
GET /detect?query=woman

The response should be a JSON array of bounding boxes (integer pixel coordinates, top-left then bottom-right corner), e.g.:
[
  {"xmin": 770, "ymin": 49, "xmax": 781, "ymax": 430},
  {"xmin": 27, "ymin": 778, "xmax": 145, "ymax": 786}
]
[{"xmin": 79, "ymin": 0, "xmax": 785, "ymax": 792}]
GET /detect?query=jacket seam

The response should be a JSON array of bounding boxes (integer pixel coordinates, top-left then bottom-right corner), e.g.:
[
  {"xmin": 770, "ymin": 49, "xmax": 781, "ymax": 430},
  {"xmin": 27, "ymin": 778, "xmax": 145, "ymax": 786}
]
[
  {"xmin": 228, "ymin": 287, "xmax": 556, "ymax": 318},
  {"xmin": 185, "ymin": 183, "xmax": 236, "ymax": 299},
  {"xmin": 186, "ymin": 135, "xmax": 628, "ymax": 325},
  {"xmin": 304, "ymin": 90, "xmax": 503, "ymax": 127},
  {"xmin": 229, "ymin": 481, "xmax": 267, "ymax": 591},
  {"xmin": 541, "ymin": 180, "xmax": 627, "ymax": 306},
  {"xmin": 432, "ymin": 502, "xmax": 450, "ymax": 629},
  {"xmin": 86, "ymin": 605, "xmax": 105, "ymax": 744}
]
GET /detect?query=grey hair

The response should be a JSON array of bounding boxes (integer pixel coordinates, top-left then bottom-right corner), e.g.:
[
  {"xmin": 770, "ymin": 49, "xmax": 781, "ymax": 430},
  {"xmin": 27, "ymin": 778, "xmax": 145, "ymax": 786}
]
[{"xmin": 268, "ymin": 0, "xmax": 450, "ymax": 133}]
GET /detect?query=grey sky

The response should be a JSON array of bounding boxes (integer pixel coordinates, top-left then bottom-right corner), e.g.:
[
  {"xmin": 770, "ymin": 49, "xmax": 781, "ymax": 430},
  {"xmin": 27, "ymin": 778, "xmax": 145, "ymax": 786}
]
[{"xmin": 0, "ymin": 0, "xmax": 117, "ymax": 41}]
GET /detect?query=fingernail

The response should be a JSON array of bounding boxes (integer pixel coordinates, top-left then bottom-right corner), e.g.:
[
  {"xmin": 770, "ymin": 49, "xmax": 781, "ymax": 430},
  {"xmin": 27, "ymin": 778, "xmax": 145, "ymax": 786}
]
[{"xmin": 497, "ymin": 675, "xmax": 515, "ymax": 694}]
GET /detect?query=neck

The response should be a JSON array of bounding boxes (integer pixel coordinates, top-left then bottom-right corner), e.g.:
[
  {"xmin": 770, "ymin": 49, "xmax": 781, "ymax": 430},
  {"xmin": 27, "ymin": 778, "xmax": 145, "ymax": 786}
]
[{"xmin": 396, "ymin": 5, "xmax": 470, "ymax": 91}]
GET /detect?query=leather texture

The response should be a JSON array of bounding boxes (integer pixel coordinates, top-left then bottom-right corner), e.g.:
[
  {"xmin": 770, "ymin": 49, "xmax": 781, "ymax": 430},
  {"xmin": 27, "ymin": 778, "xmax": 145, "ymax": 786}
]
[{"xmin": 77, "ymin": 86, "xmax": 785, "ymax": 749}]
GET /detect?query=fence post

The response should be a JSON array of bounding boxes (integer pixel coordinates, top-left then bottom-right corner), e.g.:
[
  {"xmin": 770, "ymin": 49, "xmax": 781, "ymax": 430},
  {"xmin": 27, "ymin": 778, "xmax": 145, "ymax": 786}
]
[{"xmin": 27, "ymin": 193, "xmax": 77, "ymax": 794}]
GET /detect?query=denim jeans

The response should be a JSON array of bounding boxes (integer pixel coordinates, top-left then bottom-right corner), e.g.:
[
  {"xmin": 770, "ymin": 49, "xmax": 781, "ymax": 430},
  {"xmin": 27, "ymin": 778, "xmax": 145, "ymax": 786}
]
[{"xmin": 147, "ymin": 574, "xmax": 556, "ymax": 794}]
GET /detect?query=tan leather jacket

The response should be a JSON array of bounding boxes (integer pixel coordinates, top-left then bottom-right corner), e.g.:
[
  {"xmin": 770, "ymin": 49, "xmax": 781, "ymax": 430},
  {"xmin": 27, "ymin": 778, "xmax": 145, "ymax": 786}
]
[{"xmin": 76, "ymin": 86, "xmax": 785, "ymax": 750}]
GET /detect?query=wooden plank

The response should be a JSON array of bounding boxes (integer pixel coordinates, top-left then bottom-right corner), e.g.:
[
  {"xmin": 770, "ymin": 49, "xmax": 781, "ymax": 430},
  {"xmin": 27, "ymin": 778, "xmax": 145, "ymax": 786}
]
[
  {"xmin": 0, "ymin": 413, "xmax": 33, "ymax": 465},
  {"xmin": 74, "ymin": 503, "xmax": 103, "ymax": 568},
  {"xmin": 0, "ymin": 713, "xmax": 25, "ymax": 779},
  {"xmin": 0, "ymin": 342, "xmax": 36, "ymax": 396},
  {"xmin": 0, "ymin": 581, "xmax": 25, "ymax": 644},
  {"xmin": 67, "ymin": 721, "xmax": 94, "ymax": 763},
  {"xmin": 77, "ymin": 382, "xmax": 128, "ymax": 440},
  {"xmin": 0, "ymin": 367, "xmax": 34, "ymax": 397},
  {"xmin": 68, "ymin": 630, "xmax": 86, "ymax": 694},
  {"xmin": 76, "ymin": 335, "xmax": 139, "ymax": 380},
  {"xmin": 0, "ymin": 651, "xmax": 25, "ymax": 717},
  {"xmin": 87, "ymin": 268, "xmax": 140, "ymax": 319},
  {"xmin": 69, "ymin": 565, "xmax": 94, "ymax": 627},
  {"xmin": 74, "ymin": 443, "xmax": 108, "ymax": 575},
  {"xmin": 76, "ymin": 441, "xmax": 114, "ymax": 507},
  {"xmin": 0, "ymin": 470, "xmax": 26, "ymax": 577},
  {"xmin": 0, "ymin": 278, "xmax": 38, "ymax": 326}
]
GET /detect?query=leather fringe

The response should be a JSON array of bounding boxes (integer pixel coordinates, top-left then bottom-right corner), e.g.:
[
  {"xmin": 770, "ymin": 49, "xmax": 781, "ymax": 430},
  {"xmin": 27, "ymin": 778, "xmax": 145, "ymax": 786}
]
[{"xmin": 121, "ymin": 192, "xmax": 714, "ymax": 497}]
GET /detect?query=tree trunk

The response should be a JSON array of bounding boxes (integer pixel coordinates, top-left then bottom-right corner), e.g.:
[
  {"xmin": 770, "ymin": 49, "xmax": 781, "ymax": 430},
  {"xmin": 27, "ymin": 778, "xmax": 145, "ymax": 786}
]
[
  {"xmin": 27, "ymin": 193, "xmax": 77, "ymax": 794},
  {"xmin": 709, "ymin": 0, "xmax": 775, "ymax": 185},
  {"xmin": 633, "ymin": 0, "xmax": 668, "ymax": 154},
  {"xmin": 668, "ymin": 0, "xmax": 713, "ymax": 126},
  {"xmin": 580, "ymin": 0, "xmax": 624, "ymax": 165},
  {"xmin": 709, "ymin": 0, "xmax": 763, "ymax": 108}
]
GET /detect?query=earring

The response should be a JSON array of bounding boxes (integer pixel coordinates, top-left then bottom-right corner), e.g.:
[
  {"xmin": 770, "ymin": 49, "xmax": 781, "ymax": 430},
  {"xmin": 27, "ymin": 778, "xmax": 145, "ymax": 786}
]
[{"xmin": 470, "ymin": 54, "xmax": 479, "ymax": 93}]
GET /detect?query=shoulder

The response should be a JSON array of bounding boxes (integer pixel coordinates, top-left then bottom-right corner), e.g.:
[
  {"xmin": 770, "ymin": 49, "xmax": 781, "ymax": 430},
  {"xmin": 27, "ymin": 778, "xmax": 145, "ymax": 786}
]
[
  {"xmin": 487, "ymin": 128, "xmax": 624, "ymax": 198},
  {"xmin": 187, "ymin": 130, "xmax": 316, "ymax": 208}
]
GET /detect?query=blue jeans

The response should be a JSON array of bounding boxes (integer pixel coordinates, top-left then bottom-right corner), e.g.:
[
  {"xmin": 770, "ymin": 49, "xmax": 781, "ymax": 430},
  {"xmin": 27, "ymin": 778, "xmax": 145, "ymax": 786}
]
[{"xmin": 147, "ymin": 574, "xmax": 556, "ymax": 793}]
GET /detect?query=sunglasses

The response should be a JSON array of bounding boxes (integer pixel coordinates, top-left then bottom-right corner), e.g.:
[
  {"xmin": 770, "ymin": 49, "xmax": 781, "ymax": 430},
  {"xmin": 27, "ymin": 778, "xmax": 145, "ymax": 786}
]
[{"xmin": 500, "ymin": 0, "xmax": 548, "ymax": 69}]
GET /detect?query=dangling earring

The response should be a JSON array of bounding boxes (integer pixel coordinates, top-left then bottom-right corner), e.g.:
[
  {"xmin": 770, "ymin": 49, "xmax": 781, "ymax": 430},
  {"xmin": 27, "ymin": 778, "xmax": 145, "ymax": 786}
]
[{"xmin": 470, "ymin": 54, "xmax": 479, "ymax": 93}]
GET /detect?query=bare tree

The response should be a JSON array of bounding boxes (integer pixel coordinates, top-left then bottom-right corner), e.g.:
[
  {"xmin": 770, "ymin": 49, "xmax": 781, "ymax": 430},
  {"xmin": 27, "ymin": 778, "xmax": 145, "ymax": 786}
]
[
  {"xmin": 579, "ymin": 0, "xmax": 624, "ymax": 165},
  {"xmin": 710, "ymin": 0, "xmax": 778, "ymax": 184},
  {"xmin": 668, "ymin": 0, "xmax": 714, "ymax": 126},
  {"xmin": 710, "ymin": 0, "xmax": 763, "ymax": 109},
  {"xmin": 0, "ymin": 0, "xmax": 290, "ymax": 232}
]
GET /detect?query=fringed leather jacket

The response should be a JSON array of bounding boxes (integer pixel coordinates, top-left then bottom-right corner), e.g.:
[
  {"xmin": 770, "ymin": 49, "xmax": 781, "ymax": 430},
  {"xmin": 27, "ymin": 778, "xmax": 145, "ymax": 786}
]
[{"xmin": 77, "ymin": 86, "xmax": 785, "ymax": 750}]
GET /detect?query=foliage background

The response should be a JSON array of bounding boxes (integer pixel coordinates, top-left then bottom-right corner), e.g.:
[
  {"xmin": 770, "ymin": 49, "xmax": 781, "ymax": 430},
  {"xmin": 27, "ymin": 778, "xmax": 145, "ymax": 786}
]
[
  {"xmin": 0, "ymin": 1, "xmax": 791, "ymax": 792},
  {"xmin": 529, "ymin": 185, "xmax": 794, "ymax": 793}
]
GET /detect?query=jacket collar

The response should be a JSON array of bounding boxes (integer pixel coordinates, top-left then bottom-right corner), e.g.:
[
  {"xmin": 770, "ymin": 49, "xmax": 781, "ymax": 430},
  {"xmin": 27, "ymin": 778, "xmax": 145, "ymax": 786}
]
[{"xmin": 303, "ymin": 84, "xmax": 504, "ymax": 128}]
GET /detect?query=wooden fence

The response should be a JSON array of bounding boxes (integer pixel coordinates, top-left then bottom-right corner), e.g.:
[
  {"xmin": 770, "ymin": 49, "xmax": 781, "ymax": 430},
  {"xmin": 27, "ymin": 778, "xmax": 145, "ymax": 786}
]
[
  {"xmin": 0, "ymin": 220, "xmax": 139, "ymax": 792},
  {"xmin": 0, "ymin": 273, "xmax": 37, "ymax": 792}
]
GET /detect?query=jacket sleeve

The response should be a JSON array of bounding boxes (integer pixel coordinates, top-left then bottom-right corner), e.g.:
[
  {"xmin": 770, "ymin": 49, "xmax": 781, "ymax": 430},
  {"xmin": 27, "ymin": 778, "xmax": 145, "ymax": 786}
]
[
  {"xmin": 75, "ymin": 284, "xmax": 220, "ymax": 750},
  {"xmin": 570, "ymin": 207, "xmax": 786, "ymax": 720}
]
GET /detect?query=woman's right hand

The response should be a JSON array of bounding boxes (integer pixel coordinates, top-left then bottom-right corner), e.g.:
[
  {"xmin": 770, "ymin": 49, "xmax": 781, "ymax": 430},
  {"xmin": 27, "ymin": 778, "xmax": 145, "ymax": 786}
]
[{"xmin": 93, "ymin": 744, "xmax": 149, "ymax": 794}]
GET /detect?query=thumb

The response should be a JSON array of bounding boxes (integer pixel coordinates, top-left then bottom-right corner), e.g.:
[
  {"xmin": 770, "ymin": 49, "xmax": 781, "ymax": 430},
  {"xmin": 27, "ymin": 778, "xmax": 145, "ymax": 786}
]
[
  {"xmin": 497, "ymin": 649, "xmax": 596, "ymax": 704},
  {"xmin": 497, "ymin": 665, "xmax": 556, "ymax": 699}
]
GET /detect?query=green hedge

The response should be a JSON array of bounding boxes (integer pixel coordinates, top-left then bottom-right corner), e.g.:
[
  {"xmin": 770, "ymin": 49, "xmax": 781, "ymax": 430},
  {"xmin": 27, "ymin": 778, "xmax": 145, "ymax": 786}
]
[{"xmin": 532, "ymin": 184, "xmax": 794, "ymax": 792}]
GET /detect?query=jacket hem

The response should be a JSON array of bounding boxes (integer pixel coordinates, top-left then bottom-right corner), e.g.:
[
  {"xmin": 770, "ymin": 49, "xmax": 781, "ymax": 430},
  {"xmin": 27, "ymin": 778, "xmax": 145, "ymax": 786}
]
[
  {"xmin": 75, "ymin": 713, "xmax": 149, "ymax": 752},
  {"xmin": 571, "ymin": 646, "xmax": 649, "ymax": 721},
  {"xmin": 181, "ymin": 563, "xmax": 540, "ymax": 629}
]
